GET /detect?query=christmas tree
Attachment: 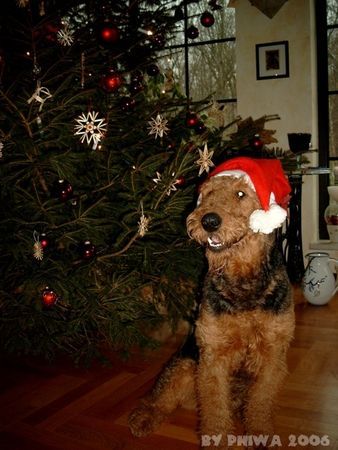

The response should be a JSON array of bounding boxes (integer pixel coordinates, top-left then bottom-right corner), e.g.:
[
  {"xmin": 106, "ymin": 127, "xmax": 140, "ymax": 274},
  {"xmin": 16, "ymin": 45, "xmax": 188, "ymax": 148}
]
[{"xmin": 0, "ymin": 0, "xmax": 278, "ymax": 363}]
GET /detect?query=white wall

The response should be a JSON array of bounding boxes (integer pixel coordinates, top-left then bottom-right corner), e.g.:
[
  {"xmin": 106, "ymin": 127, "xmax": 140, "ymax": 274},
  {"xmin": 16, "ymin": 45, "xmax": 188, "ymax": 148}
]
[{"xmin": 234, "ymin": 0, "xmax": 319, "ymax": 261}]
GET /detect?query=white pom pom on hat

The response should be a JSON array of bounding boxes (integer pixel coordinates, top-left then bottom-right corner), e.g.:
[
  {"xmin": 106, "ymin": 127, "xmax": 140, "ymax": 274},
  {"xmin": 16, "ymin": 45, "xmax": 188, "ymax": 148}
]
[{"xmin": 206, "ymin": 156, "xmax": 291, "ymax": 234}]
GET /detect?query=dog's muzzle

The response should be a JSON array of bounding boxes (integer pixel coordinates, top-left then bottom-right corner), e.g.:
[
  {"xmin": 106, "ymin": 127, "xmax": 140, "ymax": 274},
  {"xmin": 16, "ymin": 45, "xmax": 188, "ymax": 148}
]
[{"xmin": 201, "ymin": 213, "xmax": 222, "ymax": 232}]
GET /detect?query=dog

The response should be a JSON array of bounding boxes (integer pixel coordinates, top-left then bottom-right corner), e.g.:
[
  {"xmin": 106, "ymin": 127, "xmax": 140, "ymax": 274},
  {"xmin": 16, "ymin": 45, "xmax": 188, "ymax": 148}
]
[{"xmin": 129, "ymin": 157, "xmax": 295, "ymax": 449}]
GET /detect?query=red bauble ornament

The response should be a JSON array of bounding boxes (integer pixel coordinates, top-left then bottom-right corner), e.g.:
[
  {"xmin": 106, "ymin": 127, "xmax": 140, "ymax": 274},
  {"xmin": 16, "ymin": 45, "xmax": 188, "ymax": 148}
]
[
  {"xmin": 186, "ymin": 25, "xmax": 199, "ymax": 39},
  {"xmin": 80, "ymin": 240, "xmax": 96, "ymax": 259},
  {"xmin": 100, "ymin": 70, "xmax": 122, "ymax": 92},
  {"xmin": 131, "ymin": 70, "xmax": 144, "ymax": 83},
  {"xmin": 120, "ymin": 96, "xmax": 136, "ymax": 112},
  {"xmin": 98, "ymin": 23, "xmax": 120, "ymax": 45},
  {"xmin": 40, "ymin": 233, "xmax": 49, "ymax": 249},
  {"xmin": 175, "ymin": 176, "xmax": 186, "ymax": 187},
  {"xmin": 146, "ymin": 64, "xmax": 160, "ymax": 76},
  {"xmin": 167, "ymin": 142, "xmax": 175, "ymax": 150},
  {"xmin": 42, "ymin": 287, "xmax": 58, "ymax": 307},
  {"xmin": 53, "ymin": 179, "xmax": 73, "ymax": 202},
  {"xmin": 71, "ymin": 195, "xmax": 80, "ymax": 207},
  {"xmin": 186, "ymin": 112, "xmax": 199, "ymax": 128},
  {"xmin": 151, "ymin": 33, "xmax": 166, "ymax": 48},
  {"xmin": 249, "ymin": 134, "xmax": 264, "ymax": 151},
  {"xmin": 200, "ymin": 11, "xmax": 215, "ymax": 27},
  {"xmin": 129, "ymin": 81, "xmax": 144, "ymax": 95},
  {"xmin": 194, "ymin": 121, "xmax": 207, "ymax": 134}
]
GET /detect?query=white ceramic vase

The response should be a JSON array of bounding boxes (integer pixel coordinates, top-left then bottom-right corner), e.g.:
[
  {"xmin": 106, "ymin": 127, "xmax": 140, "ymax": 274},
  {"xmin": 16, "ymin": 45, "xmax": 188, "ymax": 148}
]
[{"xmin": 303, "ymin": 252, "xmax": 338, "ymax": 305}]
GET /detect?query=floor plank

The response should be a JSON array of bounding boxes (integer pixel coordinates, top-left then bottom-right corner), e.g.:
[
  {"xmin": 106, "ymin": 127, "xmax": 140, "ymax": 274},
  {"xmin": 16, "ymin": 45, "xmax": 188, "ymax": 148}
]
[{"xmin": 0, "ymin": 287, "xmax": 338, "ymax": 449}]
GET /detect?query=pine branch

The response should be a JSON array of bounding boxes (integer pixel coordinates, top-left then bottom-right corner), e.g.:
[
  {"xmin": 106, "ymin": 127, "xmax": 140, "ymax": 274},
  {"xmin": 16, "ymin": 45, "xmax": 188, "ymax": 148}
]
[
  {"xmin": 98, "ymin": 232, "xmax": 140, "ymax": 260},
  {"xmin": 0, "ymin": 90, "xmax": 34, "ymax": 139}
]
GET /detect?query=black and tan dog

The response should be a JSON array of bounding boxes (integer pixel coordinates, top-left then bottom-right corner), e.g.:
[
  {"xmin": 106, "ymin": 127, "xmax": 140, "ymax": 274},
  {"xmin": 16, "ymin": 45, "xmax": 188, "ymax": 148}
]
[{"xmin": 129, "ymin": 157, "xmax": 295, "ymax": 449}]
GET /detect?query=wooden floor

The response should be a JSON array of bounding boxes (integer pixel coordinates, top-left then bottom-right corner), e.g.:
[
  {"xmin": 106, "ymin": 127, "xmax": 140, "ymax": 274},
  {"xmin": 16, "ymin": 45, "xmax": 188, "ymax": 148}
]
[{"xmin": 1, "ymin": 288, "xmax": 338, "ymax": 450}]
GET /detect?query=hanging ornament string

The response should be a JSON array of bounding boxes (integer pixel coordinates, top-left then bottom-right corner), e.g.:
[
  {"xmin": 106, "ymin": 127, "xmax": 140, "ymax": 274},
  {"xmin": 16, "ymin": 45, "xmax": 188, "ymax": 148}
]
[
  {"xmin": 33, "ymin": 230, "xmax": 43, "ymax": 261},
  {"xmin": 27, "ymin": 80, "xmax": 52, "ymax": 112},
  {"xmin": 80, "ymin": 52, "xmax": 85, "ymax": 89},
  {"xmin": 39, "ymin": 0, "xmax": 45, "ymax": 16}
]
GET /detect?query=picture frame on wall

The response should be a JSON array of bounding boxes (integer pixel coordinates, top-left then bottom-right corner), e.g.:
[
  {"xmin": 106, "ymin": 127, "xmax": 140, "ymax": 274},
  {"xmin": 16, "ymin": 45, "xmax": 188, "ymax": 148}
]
[{"xmin": 256, "ymin": 41, "xmax": 289, "ymax": 80}]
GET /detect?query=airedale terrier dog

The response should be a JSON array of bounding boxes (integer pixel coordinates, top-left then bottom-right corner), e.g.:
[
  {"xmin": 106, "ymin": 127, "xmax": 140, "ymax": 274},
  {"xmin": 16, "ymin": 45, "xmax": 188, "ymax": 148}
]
[{"xmin": 129, "ymin": 157, "xmax": 295, "ymax": 449}]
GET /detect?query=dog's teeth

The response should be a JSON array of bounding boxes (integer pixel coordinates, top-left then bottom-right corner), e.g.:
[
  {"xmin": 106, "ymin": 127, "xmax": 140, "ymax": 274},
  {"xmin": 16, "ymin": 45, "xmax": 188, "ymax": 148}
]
[{"xmin": 207, "ymin": 237, "xmax": 223, "ymax": 248}]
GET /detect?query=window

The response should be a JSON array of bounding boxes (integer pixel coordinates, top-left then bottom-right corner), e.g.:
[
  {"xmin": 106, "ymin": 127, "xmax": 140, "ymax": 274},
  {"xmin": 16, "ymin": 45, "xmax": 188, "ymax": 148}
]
[
  {"xmin": 317, "ymin": 0, "xmax": 338, "ymax": 238},
  {"xmin": 158, "ymin": 2, "xmax": 236, "ymax": 125}
]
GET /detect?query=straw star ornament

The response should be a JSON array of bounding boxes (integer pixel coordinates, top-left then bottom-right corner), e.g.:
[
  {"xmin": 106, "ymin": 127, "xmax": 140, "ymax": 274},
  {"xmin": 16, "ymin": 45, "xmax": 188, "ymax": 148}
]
[
  {"xmin": 147, "ymin": 114, "xmax": 169, "ymax": 139},
  {"xmin": 74, "ymin": 111, "xmax": 107, "ymax": 150},
  {"xmin": 196, "ymin": 143, "xmax": 215, "ymax": 175},
  {"xmin": 57, "ymin": 24, "xmax": 74, "ymax": 46}
]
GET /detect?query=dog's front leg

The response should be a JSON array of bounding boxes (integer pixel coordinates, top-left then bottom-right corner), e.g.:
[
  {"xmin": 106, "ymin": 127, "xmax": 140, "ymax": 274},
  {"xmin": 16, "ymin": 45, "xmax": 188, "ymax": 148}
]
[
  {"xmin": 129, "ymin": 356, "xmax": 196, "ymax": 437},
  {"xmin": 244, "ymin": 351, "xmax": 288, "ymax": 446},
  {"xmin": 197, "ymin": 351, "xmax": 233, "ymax": 450}
]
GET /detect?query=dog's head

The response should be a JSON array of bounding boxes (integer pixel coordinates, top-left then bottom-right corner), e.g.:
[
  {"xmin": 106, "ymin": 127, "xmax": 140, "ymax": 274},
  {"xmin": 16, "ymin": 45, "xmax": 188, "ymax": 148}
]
[
  {"xmin": 186, "ymin": 157, "xmax": 290, "ymax": 265},
  {"xmin": 187, "ymin": 175, "xmax": 261, "ymax": 253}
]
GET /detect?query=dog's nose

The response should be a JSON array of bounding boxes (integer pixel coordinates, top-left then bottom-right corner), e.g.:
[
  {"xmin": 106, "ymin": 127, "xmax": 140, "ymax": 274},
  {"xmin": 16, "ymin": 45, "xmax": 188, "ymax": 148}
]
[{"xmin": 201, "ymin": 213, "xmax": 222, "ymax": 232}]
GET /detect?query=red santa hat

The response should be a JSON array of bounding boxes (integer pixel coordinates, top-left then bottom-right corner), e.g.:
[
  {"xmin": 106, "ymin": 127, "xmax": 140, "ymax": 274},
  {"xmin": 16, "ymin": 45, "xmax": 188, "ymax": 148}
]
[{"xmin": 206, "ymin": 157, "xmax": 291, "ymax": 234}]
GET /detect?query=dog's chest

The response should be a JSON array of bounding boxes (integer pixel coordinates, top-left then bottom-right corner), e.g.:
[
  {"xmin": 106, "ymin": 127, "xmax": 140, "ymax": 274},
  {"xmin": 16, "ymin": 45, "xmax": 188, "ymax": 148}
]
[
  {"xmin": 203, "ymin": 264, "xmax": 291, "ymax": 314},
  {"xmin": 195, "ymin": 307, "xmax": 294, "ymax": 372}
]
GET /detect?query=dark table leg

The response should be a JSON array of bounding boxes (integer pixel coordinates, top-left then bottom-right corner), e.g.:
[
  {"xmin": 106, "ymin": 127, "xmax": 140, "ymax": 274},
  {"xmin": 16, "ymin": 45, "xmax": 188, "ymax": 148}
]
[{"xmin": 284, "ymin": 175, "xmax": 305, "ymax": 283}]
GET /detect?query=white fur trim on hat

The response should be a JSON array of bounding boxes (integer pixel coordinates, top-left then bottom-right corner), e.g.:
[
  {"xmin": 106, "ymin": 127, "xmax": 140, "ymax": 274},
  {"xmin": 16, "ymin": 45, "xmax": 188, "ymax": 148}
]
[
  {"xmin": 214, "ymin": 170, "xmax": 255, "ymax": 191},
  {"xmin": 214, "ymin": 172, "xmax": 287, "ymax": 234},
  {"xmin": 249, "ymin": 203, "xmax": 287, "ymax": 234}
]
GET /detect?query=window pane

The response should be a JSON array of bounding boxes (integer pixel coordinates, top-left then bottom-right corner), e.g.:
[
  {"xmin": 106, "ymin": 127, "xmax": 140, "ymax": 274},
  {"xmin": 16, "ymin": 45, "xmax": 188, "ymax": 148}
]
[
  {"xmin": 168, "ymin": 25, "xmax": 184, "ymax": 46},
  {"xmin": 168, "ymin": 0, "xmax": 185, "ymax": 47},
  {"xmin": 168, "ymin": 4, "xmax": 235, "ymax": 45},
  {"xmin": 188, "ymin": 42, "xmax": 236, "ymax": 101},
  {"xmin": 187, "ymin": 4, "xmax": 235, "ymax": 41},
  {"xmin": 328, "ymin": 28, "xmax": 338, "ymax": 91},
  {"xmin": 329, "ymin": 94, "xmax": 338, "ymax": 157},
  {"xmin": 327, "ymin": 0, "xmax": 338, "ymax": 25}
]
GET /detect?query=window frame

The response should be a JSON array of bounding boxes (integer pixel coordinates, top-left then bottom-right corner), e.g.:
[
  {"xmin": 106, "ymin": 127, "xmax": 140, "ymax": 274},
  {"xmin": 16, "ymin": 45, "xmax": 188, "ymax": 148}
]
[
  {"xmin": 316, "ymin": 0, "xmax": 338, "ymax": 238},
  {"xmin": 165, "ymin": 3, "xmax": 237, "ymax": 108}
]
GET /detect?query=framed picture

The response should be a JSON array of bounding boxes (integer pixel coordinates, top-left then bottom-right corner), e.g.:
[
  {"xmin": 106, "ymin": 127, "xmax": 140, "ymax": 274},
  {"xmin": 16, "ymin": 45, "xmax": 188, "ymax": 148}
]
[{"xmin": 255, "ymin": 41, "xmax": 289, "ymax": 80}]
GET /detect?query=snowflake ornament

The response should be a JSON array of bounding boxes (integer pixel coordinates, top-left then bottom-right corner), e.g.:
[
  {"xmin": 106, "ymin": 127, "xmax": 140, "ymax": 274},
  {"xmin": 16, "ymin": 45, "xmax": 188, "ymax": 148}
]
[
  {"xmin": 196, "ymin": 143, "xmax": 214, "ymax": 176},
  {"xmin": 33, "ymin": 231, "xmax": 43, "ymax": 261},
  {"xmin": 74, "ymin": 111, "xmax": 107, "ymax": 150},
  {"xmin": 148, "ymin": 113, "xmax": 169, "ymax": 139},
  {"xmin": 138, "ymin": 204, "xmax": 150, "ymax": 237},
  {"xmin": 166, "ymin": 179, "xmax": 179, "ymax": 196},
  {"xmin": 152, "ymin": 171, "xmax": 162, "ymax": 185},
  {"xmin": 152, "ymin": 171, "xmax": 180, "ymax": 196},
  {"xmin": 57, "ymin": 24, "xmax": 74, "ymax": 46},
  {"xmin": 17, "ymin": 0, "xmax": 29, "ymax": 7}
]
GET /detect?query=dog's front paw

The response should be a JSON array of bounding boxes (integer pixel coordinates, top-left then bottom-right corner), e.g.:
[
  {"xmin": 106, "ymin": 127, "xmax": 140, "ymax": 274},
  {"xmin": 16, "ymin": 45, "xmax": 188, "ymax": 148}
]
[{"xmin": 128, "ymin": 403, "xmax": 165, "ymax": 437}]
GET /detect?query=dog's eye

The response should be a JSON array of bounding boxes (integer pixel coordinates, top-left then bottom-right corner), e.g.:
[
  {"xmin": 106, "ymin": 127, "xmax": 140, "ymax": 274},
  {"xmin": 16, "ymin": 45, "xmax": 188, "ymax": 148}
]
[{"xmin": 237, "ymin": 191, "xmax": 245, "ymax": 199}]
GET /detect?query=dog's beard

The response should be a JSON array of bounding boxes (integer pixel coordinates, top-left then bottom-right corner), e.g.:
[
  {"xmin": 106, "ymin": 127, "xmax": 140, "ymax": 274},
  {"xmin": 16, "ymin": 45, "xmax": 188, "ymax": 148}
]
[
  {"xmin": 187, "ymin": 215, "xmax": 248, "ymax": 252},
  {"xmin": 207, "ymin": 232, "xmax": 245, "ymax": 251}
]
